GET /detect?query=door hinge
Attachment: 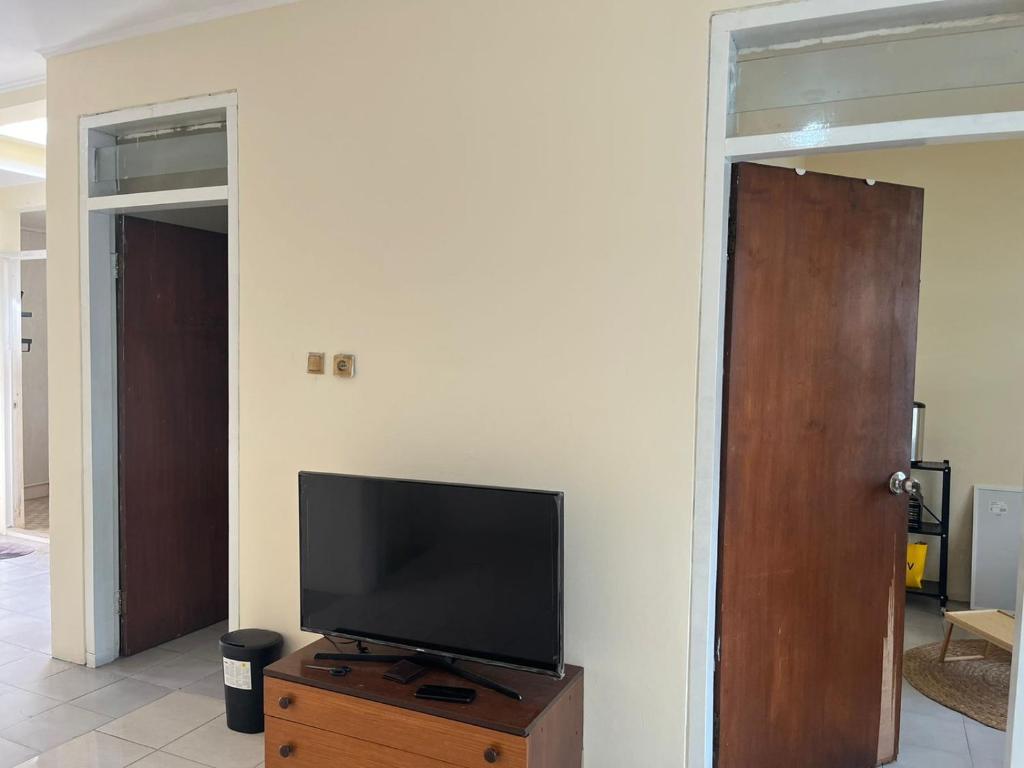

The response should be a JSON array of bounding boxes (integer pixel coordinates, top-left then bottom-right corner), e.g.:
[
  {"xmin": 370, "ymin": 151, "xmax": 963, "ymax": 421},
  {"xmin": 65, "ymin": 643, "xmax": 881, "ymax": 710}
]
[
  {"xmin": 715, "ymin": 636, "xmax": 721, "ymax": 664},
  {"xmin": 114, "ymin": 589, "xmax": 123, "ymax": 616},
  {"xmin": 112, "ymin": 252, "xmax": 120, "ymax": 280}
]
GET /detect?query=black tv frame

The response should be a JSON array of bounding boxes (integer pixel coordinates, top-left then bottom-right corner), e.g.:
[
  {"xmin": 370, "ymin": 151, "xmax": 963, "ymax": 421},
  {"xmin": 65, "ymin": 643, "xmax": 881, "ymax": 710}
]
[{"xmin": 298, "ymin": 471, "xmax": 565, "ymax": 679}]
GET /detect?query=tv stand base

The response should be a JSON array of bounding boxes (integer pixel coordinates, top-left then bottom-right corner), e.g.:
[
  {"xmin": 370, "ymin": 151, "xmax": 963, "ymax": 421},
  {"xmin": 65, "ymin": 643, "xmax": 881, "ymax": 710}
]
[{"xmin": 314, "ymin": 647, "xmax": 523, "ymax": 700}]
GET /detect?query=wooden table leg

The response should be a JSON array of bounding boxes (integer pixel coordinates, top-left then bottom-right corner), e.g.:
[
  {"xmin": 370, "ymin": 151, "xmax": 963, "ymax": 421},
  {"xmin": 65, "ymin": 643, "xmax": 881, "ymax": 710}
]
[{"xmin": 939, "ymin": 622, "xmax": 954, "ymax": 663}]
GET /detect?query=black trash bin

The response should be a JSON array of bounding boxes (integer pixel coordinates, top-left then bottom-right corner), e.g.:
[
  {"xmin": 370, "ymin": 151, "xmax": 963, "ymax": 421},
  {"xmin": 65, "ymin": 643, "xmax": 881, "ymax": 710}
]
[{"xmin": 220, "ymin": 628, "xmax": 284, "ymax": 733}]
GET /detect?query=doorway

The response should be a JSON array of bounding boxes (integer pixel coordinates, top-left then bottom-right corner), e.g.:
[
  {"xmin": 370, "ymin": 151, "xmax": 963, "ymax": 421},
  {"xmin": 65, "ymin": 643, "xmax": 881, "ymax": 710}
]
[
  {"xmin": 715, "ymin": 150, "xmax": 1022, "ymax": 767},
  {"xmin": 715, "ymin": 163, "xmax": 922, "ymax": 767},
  {"xmin": 115, "ymin": 211, "xmax": 229, "ymax": 656},
  {"xmin": 79, "ymin": 93, "xmax": 239, "ymax": 667},
  {"xmin": 18, "ymin": 210, "xmax": 47, "ymax": 539},
  {"xmin": 783, "ymin": 141, "xmax": 1024, "ymax": 767},
  {"xmin": 688, "ymin": 3, "xmax": 1024, "ymax": 768}
]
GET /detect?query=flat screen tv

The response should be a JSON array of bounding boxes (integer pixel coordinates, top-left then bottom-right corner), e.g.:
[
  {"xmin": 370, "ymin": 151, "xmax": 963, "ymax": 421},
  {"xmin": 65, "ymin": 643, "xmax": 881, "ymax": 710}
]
[{"xmin": 299, "ymin": 472, "xmax": 564, "ymax": 677}]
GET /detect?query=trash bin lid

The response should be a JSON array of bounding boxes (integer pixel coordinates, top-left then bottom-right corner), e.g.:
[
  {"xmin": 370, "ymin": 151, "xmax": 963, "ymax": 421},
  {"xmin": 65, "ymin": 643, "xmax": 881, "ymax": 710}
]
[{"xmin": 220, "ymin": 628, "xmax": 283, "ymax": 651}]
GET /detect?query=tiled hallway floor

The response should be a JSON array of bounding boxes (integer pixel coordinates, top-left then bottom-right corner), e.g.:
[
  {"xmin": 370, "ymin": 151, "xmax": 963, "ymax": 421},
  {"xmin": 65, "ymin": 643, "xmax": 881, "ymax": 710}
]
[{"xmin": 0, "ymin": 535, "xmax": 263, "ymax": 768}]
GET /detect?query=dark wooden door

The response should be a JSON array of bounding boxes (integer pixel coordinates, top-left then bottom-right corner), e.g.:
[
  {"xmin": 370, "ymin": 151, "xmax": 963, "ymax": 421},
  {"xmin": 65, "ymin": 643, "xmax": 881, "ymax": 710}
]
[
  {"xmin": 716, "ymin": 163, "xmax": 923, "ymax": 768},
  {"xmin": 117, "ymin": 215, "xmax": 228, "ymax": 656}
]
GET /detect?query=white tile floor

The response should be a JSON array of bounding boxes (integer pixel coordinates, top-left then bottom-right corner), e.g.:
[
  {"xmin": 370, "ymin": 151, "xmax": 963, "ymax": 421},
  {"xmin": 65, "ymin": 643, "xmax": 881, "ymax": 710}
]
[
  {"xmin": 0, "ymin": 534, "xmax": 1010, "ymax": 767},
  {"xmin": 0, "ymin": 535, "xmax": 264, "ymax": 768},
  {"xmin": 896, "ymin": 595, "xmax": 1007, "ymax": 768}
]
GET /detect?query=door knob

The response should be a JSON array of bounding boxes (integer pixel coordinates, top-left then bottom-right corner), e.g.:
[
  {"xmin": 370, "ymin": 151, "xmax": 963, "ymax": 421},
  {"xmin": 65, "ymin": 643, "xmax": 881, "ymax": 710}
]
[
  {"xmin": 889, "ymin": 471, "xmax": 920, "ymax": 496},
  {"xmin": 279, "ymin": 744, "xmax": 293, "ymax": 758},
  {"xmin": 484, "ymin": 747, "xmax": 500, "ymax": 763}
]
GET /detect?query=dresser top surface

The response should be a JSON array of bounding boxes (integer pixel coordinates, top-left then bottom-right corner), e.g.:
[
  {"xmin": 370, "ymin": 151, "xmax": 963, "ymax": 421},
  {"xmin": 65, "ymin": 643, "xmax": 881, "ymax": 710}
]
[{"xmin": 265, "ymin": 638, "xmax": 583, "ymax": 736}]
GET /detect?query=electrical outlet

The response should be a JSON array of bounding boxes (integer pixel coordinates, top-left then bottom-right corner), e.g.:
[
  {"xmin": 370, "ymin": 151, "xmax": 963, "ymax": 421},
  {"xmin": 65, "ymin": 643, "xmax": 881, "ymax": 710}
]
[{"xmin": 333, "ymin": 354, "xmax": 355, "ymax": 378}]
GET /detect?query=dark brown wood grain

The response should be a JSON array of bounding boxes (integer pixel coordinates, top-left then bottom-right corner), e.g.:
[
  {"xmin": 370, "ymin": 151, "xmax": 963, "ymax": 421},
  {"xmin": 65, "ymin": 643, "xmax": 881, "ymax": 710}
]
[
  {"xmin": 265, "ymin": 638, "xmax": 583, "ymax": 738},
  {"xmin": 117, "ymin": 215, "xmax": 229, "ymax": 655},
  {"xmin": 715, "ymin": 163, "xmax": 922, "ymax": 768}
]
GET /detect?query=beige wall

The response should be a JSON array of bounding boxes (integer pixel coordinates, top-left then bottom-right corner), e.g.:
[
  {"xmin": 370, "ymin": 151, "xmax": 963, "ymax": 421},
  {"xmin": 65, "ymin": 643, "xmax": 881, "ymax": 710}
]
[
  {"xmin": 801, "ymin": 142, "xmax": 1024, "ymax": 602},
  {"xmin": 45, "ymin": 1, "xmax": 763, "ymax": 763},
  {"xmin": 0, "ymin": 183, "xmax": 44, "ymax": 252}
]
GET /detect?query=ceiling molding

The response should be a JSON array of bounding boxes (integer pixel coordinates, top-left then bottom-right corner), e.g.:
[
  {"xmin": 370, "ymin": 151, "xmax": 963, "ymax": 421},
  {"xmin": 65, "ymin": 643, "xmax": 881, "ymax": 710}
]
[
  {"xmin": 0, "ymin": 77, "xmax": 46, "ymax": 96},
  {"xmin": 38, "ymin": 0, "xmax": 303, "ymax": 59}
]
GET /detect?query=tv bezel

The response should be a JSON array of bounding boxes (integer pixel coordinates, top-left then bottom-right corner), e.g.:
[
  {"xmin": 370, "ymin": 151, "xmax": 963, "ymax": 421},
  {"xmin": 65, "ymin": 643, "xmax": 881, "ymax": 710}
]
[{"xmin": 298, "ymin": 471, "xmax": 566, "ymax": 678}]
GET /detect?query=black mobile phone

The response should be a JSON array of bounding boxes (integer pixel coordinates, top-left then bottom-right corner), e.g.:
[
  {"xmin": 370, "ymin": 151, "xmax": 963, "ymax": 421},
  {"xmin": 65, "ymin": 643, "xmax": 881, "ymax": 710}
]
[
  {"xmin": 383, "ymin": 659, "xmax": 427, "ymax": 684},
  {"xmin": 415, "ymin": 684, "xmax": 477, "ymax": 703}
]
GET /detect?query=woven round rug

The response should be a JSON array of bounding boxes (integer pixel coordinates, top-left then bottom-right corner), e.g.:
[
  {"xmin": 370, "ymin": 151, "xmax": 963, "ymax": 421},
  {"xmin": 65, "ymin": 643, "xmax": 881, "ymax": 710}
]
[
  {"xmin": 0, "ymin": 541, "xmax": 33, "ymax": 560},
  {"xmin": 904, "ymin": 639, "xmax": 1011, "ymax": 731}
]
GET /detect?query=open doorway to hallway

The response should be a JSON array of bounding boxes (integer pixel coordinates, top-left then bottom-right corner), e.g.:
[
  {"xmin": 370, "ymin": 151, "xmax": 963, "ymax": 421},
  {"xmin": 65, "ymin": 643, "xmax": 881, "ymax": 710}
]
[
  {"xmin": 716, "ymin": 141, "xmax": 1022, "ymax": 768},
  {"xmin": 16, "ymin": 210, "xmax": 47, "ymax": 539}
]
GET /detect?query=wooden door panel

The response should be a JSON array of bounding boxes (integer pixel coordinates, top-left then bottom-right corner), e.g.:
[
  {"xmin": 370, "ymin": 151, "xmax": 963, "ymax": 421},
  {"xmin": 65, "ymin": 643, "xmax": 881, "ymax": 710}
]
[
  {"xmin": 716, "ymin": 163, "xmax": 922, "ymax": 768},
  {"xmin": 117, "ymin": 215, "xmax": 228, "ymax": 655}
]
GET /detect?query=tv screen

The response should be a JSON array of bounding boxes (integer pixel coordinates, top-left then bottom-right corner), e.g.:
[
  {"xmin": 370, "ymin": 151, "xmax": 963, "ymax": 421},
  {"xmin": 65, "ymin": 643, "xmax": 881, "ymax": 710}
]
[{"xmin": 299, "ymin": 472, "xmax": 564, "ymax": 676}]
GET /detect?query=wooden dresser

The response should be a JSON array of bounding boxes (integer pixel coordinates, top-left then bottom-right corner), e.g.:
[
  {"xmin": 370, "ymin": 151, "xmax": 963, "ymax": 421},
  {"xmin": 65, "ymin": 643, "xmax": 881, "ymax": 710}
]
[{"xmin": 264, "ymin": 639, "xmax": 584, "ymax": 767}]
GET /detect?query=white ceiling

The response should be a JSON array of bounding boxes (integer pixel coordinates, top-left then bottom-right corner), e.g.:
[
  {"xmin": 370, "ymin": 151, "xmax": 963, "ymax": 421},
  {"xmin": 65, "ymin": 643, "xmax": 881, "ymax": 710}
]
[{"xmin": 0, "ymin": 0, "xmax": 299, "ymax": 92}]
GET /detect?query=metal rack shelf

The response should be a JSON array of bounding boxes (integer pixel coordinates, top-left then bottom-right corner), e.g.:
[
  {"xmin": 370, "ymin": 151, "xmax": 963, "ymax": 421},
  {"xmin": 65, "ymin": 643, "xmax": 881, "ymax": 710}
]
[{"xmin": 906, "ymin": 459, "xmax": 951, "ymax": 608}]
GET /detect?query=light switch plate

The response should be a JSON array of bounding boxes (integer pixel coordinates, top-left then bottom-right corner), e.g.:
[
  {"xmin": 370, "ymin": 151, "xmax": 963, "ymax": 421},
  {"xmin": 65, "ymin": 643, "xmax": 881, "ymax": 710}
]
[
  {"xmin": 333, "ymin": 353, "xmax": 355, "ymax": 378},
  {"xmin": 307, "ymin": 353, "xmax": 325, "ymax": 374}
]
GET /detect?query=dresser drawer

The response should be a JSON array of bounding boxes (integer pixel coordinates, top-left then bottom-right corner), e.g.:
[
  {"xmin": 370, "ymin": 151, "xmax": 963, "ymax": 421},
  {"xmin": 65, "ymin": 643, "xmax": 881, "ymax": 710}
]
[
  {"xmin": 266, "ymin": 716, "xmax": 454, "ymax": 768},
  {"xmin": 265, "ymin": 677, "xmax": 526, "ymax": 768}
]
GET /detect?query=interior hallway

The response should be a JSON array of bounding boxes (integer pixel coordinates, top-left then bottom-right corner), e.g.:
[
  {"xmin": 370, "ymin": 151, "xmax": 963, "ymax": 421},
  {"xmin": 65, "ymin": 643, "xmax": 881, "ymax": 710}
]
[{"xmin": 0, "ymin": 534, "xmax": 261, "ymax": 768}]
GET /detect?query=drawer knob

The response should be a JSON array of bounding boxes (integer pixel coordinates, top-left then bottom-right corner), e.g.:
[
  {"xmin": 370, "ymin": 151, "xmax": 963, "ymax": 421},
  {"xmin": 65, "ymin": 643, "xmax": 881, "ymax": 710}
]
[
  {"xmin": 279, "ymin": 744, "xmax": 294, "ymax": 758},
  {"xmin": 278, "ymin": 696, "xmax": 291, "ymax": 709},
  {"xmin": 484, "ymin": 747, "xmax": 500, "ymax": 763}
]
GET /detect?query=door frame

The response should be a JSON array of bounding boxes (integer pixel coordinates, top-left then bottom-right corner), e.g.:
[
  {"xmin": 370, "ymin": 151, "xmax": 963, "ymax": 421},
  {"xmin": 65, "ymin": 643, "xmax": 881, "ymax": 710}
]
[
  {"xmin": 0, "ymin": 235, "xmax": 46, "ymax": 540},
  {"xmin": 2, "ymin": 241, "xmax": 47, "ymax": 540},
  {"xmin": 78, "ymin": 92, "xmax": 239, "ymax": 667},
  {"xmin": 689, "ymin": 2, "xmax": 1024, "ymax": 767}
]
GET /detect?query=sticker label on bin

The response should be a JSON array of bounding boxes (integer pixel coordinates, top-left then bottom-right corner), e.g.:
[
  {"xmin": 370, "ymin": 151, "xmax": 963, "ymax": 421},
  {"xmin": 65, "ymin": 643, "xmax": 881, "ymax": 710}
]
[{"xmin": 223, "ymin": 658, "xmax": 252, "ymax": 690}]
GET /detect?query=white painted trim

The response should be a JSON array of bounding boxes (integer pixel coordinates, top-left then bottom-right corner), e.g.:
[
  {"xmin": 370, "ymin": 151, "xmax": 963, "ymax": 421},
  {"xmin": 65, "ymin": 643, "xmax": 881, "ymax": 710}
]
[
  {"xmin": 691, "ymin": 3, "xmax": 1024, "ymax": 768},
  {"xmin": 39, "ymin": 0, "xmax": 301, "ymax": 59},
  {"xmin": 0, "ymin": 77, "xmax": 46, "ymax": 97},
  {"xmin": 87, "ymin": 187, "xmax": 229, "ymax": 213},
  {"xmin": 0, "ymin": 257, "xmax": 20, "ymax": 536},
  {"xmin": 78, "ymin": 92, "xmax": 240, "ymax": 667},
  {"xmin": 79, "ymin": 117, "xmax": 96, "ymax": 664},
  {"xmin": 714, "ymin": 0, "xmax": 1016, "ymax": 35},
  {"xmin": 81, "ymin": 92, "xmax": 237, "ymax": 129},
  {"xmin": 226, "ymin": 100, "xmax": 240, "ymax": 633},
  {"xmin": 686, "ymin": 17, "xmax": 735, "ymax": 768},
  {"xmin": 725, "ymin": 110, "xmax": 1024, "ymax": 160}
]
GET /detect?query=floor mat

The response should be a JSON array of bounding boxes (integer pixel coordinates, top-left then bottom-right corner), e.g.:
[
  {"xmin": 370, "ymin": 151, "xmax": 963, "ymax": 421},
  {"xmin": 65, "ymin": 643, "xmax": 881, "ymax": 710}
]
[
  {"xmin": 0, "ymin": 540, "xmax": 34, "ymax": 559},
  {"xmin": 904, "ymin": 639, "xmax": 1010, "ymax": 730}
]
